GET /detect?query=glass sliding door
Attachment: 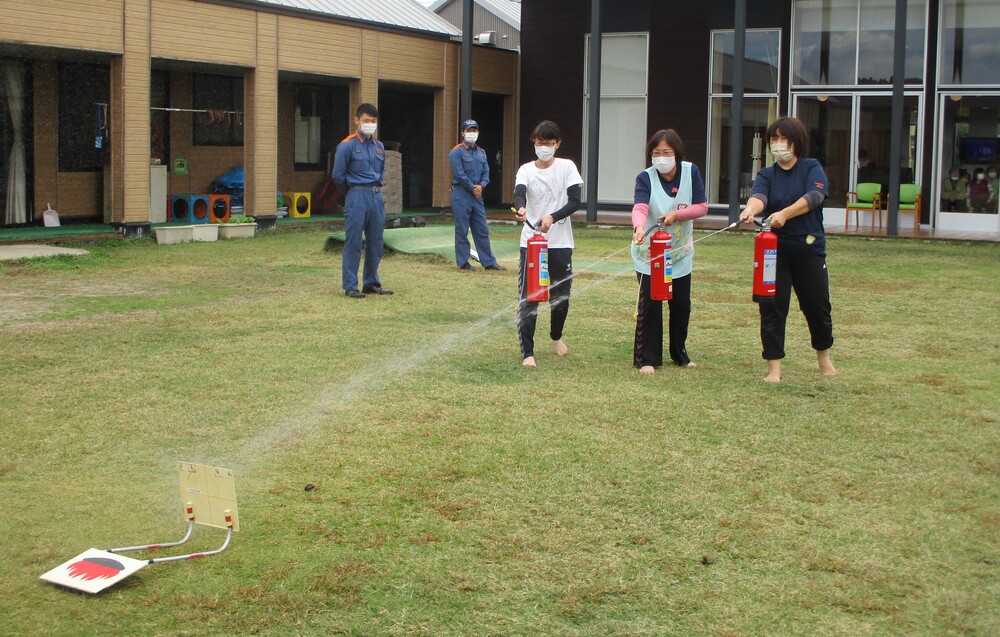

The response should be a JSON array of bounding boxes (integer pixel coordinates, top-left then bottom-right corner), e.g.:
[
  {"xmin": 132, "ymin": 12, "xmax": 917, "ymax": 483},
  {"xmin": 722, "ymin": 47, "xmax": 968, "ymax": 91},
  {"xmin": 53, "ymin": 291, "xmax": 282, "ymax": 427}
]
[
  {"xmin": 936, "ymin": 94, "xmax": 1000, "ymax": 231},
  {"xmin": 856, "ymin": 95, "xmax": 921, "ymax": 195},
  {"xmin": 794, "ymin": 94, "xmax": 921, "ymax": 226},
  {"xmin": 794, "ymin": 95, "xmax": 853, "ymax": 208},
  {"xmin": 707, "ymin": 29, "xmax": 781, "ymax": 206}
]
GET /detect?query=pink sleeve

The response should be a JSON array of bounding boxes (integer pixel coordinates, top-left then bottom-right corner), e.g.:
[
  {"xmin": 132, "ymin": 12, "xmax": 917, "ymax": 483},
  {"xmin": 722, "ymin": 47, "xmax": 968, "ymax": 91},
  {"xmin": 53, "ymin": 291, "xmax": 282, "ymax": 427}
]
[
  {"xmin": 631, "ymin": 203, "xmax": 649, "ymax": 228},
  {"xmin": 676, "ymin": 202, "xmax": 708, "ymax": 221}
]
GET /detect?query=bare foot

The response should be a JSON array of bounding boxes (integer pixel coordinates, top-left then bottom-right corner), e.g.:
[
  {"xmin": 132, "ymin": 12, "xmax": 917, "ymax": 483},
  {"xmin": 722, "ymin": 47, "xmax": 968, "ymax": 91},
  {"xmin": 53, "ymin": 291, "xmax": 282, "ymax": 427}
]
[
  {"xmin": 683, "ymin": 361, "xmax": 697, "ymax": 368},
  {"xmin": 764, "ymin": 359, "xmax": 782, "ymax": 383},
  {"xmin": 817, "ymin": 349, "xmax": 838, "ymax": 376},
  {"xmin": 639, "ymin": 365, "xmax": 655, "ymax": 375},
  {"xmin": 553, "ymin": 340, "xmax": 568, "ymax": 356},
  {"xmin": 522, "ymin": 356, "xmax": 537, "ymax": 368}
]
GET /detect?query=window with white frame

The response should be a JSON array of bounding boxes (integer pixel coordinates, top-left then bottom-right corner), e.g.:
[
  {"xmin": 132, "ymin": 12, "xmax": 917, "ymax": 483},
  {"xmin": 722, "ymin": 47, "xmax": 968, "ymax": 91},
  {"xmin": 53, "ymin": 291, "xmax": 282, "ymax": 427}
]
[
  {"xmin": 939, "ymin": 0, "xmax": 1000, "ymax": 86},
  {"xmin": 707, "ymin": 29, "xmax": 781, "ymax": 205},
  {"xmin": 792, "ymin": 0, "xmax": 926, "ymax": 87},
  {"xmin": 582, "ymin": 32, "xmax": 648, "ymax": 204}
]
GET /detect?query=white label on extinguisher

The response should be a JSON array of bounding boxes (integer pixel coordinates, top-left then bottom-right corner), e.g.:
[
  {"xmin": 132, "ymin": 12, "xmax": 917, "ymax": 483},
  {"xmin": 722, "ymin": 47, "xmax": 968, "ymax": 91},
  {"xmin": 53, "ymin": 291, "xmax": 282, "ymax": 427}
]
[
  {"xmin": 539, "ymin": 249, "xmax": 549, "ymax": 287},
  {"xmin": 664, "ymin": 254, "xmax": 672, "ymax": 286},
  {"xmin": 762, "ymin": 248, "xmax": 777, "ymax": 285}
]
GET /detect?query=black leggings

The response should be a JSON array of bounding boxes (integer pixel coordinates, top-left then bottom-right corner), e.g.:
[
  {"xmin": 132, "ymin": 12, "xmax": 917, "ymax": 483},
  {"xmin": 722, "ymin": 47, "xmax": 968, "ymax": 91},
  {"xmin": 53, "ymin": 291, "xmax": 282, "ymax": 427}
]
[
  {"xmin": 759, "ymin": 252, "xmax": 834, "ymax": 359},
  {"xmin": 634, "ymin": 272, "xmax": 692, "ymax": 368},
  {"xmin": 517, "ymin": 247, "xmax": 572, "ymax": 360}
]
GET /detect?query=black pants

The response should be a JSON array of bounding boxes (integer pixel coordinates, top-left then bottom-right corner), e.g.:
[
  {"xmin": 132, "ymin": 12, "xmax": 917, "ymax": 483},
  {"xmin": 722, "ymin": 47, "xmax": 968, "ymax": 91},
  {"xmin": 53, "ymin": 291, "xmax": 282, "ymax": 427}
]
[
  {"xmin": 518, "ymin": 247, "xmax": 572, "ymax": 360},
  {"xmin": 634, "ymin": 272, "xmax": 692, "ymax": 368},
  {"xmin": 759, "ymin": 252, "xmax": 834, "ymax": 360}
]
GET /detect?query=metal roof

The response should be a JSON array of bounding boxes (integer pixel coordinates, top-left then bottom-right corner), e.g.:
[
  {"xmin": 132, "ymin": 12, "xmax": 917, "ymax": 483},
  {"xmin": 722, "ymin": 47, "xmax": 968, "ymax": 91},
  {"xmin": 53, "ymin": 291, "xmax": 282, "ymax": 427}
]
[
  {"xmin": 429, "ymin": 0, "xmax": 521, "ymax": 30},
  {"xmin": 248, "ymin": 0, "xmax": 462, "ymax": 37}
]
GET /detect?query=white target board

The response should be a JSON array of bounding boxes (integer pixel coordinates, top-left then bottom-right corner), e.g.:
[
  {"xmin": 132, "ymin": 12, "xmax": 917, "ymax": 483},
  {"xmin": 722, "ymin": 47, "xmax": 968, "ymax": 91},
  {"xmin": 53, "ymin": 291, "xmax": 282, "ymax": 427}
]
[{"xmin": 40, "ymin": 548, "xmax": 148, "ymax": 594}]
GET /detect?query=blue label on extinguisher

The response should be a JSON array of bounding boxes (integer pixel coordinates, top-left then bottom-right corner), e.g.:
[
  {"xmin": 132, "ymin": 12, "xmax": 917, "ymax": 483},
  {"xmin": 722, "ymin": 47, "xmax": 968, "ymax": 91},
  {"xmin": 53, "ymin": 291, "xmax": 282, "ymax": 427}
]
[
  {"xmin": 762, "ymin": 248, "xmax": 777, "ymax": 285},
  {"xmin": 539, "ymin": 249, "xmax": 549, "ymax": 286},
  {"xmin": 663, "ymin": 253, "xmax": 672, "ymax": 286}
]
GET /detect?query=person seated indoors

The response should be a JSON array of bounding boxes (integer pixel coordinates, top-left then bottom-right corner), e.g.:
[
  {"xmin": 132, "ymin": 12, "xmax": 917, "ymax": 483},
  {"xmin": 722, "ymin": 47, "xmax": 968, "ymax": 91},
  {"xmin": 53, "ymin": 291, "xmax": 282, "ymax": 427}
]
[
  {"xmin": 968, "ymin": 167, "xmax": 994, "ymax": 213},
  {"xmin": 941, "ymin": 166, "xmax": 968, "ymax": 211},
  {"xmin": 857, "ymin": 149, "xmax": 876, "ymax": 183}
]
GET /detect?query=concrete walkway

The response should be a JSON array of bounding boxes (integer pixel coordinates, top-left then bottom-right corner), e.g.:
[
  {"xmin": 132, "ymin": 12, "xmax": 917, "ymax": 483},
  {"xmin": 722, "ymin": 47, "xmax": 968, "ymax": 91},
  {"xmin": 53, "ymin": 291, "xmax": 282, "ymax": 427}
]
[{"xmin": 0, "ymin": 244, "xmax": 90, "ymax": 261}]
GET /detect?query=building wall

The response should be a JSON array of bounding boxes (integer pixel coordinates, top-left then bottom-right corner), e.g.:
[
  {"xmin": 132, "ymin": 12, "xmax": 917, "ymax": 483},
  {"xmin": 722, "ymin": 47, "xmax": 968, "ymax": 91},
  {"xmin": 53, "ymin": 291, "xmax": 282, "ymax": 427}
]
[
  {"xmin": 437, "ymin": 0, "xmax": 521, "ymax": 50},
  {"xmin": 519, "ymin": 0, "xmax": 587, "ymax": 167},
  {"xmin": 4, "ymin": 0, "xmax": 518, "ymax": 223},
  {"xmin": 0, "ymin": 0, "xmax": 123, "ymax": 53},
  {"xmin": 151, "ymin": 0, "xmax": 256, "ymax": 67}
]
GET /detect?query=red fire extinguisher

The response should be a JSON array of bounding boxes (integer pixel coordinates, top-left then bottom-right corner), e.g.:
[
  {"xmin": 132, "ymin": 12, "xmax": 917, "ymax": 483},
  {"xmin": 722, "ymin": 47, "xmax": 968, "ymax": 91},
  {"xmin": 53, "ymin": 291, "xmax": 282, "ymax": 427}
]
[
  {"xmin": 526, "ymin": 224, "xmax": 549, "ymax": 302},
  {"xmin": 753, "ymin": 218, "xmax": 777, "ymax": 303},
  {"xmin": 649, "ymin": 228, "xmax": 673, "ymax": 301}
]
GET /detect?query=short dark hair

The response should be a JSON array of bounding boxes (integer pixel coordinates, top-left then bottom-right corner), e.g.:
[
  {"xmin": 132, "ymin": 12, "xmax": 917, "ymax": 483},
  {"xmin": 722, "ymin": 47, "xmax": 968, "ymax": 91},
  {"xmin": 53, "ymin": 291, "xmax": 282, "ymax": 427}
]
[
  {"xmin": 356, "ymin": 103, "xmax": 379, "ymax": 119},
  {"xmin": 645, "ymin": 129, "xmax": 686, "ymax": 163},
  {"xmin": 765, "ymin": 117, "xmax": 809, "ymax": 157},
  {"xmin": 530, "ymin": 120, "xmax": 561, "ymax": 142}
]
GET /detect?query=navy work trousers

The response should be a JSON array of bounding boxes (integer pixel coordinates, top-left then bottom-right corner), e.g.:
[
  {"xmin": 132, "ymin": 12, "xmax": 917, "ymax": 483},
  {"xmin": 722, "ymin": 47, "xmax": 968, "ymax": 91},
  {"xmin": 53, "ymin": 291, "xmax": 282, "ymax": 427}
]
[
  {"xmin": 759, "ymin": 252, "xmax": 834, "ymax": 359},
  {"xmin": 452, "ymin": 188, "xmax": 498, "ymax": 267},
  {"xmin": 342, "ymin": 188, "xmax": 385, "ymax": 292}
]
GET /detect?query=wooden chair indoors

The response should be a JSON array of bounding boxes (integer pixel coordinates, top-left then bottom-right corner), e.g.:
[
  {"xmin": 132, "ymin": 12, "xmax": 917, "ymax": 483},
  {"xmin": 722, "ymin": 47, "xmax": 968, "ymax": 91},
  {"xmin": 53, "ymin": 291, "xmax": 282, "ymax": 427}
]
[
  {"xmin": 845, "ymin": 182, "xmax": 883, "ymax": 231},
  {"xmin": 896, "ymin": 183, "xmax": 922, "ymax": 233}
]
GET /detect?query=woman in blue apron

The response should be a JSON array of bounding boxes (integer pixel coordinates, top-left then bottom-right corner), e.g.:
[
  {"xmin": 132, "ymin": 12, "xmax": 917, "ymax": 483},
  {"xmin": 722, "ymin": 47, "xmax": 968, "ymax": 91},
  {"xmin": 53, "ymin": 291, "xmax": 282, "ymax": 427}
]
[{"xmin": 630, "ymin": 129, "xmax": 708, "ymax": 374}]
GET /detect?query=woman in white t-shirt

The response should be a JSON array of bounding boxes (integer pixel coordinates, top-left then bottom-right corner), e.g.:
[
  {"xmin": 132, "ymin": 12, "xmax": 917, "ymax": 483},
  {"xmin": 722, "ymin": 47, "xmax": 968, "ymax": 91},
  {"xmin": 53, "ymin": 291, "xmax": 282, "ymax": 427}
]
[{"xmin": 512, "ymin": 121, "xmax": 584, "ymax": 368}]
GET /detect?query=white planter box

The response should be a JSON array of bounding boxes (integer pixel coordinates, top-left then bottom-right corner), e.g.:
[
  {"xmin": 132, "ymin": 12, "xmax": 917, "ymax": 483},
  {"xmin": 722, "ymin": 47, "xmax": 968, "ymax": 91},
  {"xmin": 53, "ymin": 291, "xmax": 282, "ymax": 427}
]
[
  {"xmin": 218, "ymin": 223, "xmax": 256, "ymax": 239},
  {"xmin": 153, "ymin": 225, "xmax": 194, "ymax": 245},
  {"xmin": 192, "ymin": 224, "xmax": 219, "ymax": 242}
]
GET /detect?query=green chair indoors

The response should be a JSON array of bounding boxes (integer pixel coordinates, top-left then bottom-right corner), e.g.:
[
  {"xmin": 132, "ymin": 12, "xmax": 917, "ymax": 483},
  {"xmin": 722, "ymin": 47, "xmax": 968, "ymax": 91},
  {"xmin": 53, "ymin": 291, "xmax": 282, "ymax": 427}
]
[
  {"xmin": 845, "ymin": 182, "xmax": 883, "ymax": 231},
  {"xmin": 896, "ymin": 183, "xmax": 922, "ymax": 233}
]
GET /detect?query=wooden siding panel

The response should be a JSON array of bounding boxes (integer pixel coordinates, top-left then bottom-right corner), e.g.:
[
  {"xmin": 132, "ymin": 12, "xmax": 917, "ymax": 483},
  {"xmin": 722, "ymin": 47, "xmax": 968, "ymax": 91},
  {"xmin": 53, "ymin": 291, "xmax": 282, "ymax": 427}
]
[
  {"xmin": 151, "ymin": 0, "xmax": 255, "ymax": 66},
  {"xmin": 0, "ymin": 0, "xmax": 123, "ymax": 53},
  {"xmin": 378, "ymin": 34, "xmax": 447, "ymax": 87},
  {"xmin": 277, "ymin": 16, "xmax": 362, "ymax": 77},
  {"xmin": 433, "ymin": 44, "xmax": 460, "ymax": 207},
  {"xmin": 359, "ymin": 32, "xmax": 378, "ymax": 104},
  {"xmin": 472, "ymin": 47, "xmax": 517, "ymax": 95},
  {"xmin": 247, "ymin": 12, "xmax": 278, "ymax": 217},
  {"xmin": 123, "ymin": 0, "xmax": 152, "ymax": 223}
]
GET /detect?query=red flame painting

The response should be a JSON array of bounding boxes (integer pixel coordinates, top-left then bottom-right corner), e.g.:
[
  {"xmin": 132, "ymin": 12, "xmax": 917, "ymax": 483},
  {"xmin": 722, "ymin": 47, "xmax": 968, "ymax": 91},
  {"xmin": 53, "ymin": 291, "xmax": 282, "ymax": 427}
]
[{"xmin": 66, "ymin": 557, "xmax": 125, "ymax": 581}]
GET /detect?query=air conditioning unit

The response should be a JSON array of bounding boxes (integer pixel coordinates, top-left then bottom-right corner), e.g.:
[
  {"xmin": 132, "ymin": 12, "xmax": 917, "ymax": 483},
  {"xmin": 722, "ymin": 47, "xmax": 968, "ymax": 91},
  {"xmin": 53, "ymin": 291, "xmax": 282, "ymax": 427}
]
[{"xmin": 477, "ymin": 31, "xmax": 497, "ymax": 46}]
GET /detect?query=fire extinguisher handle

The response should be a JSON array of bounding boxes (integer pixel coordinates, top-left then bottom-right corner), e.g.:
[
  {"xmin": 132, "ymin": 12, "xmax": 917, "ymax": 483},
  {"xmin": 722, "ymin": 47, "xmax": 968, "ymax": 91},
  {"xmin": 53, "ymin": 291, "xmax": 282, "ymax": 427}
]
[
  {"xmin": 635, "ymin": 223, "xmax": 661, "ymax": 244},
  {"xmin": 511, "ymin": 206, "xmax": 539, "ymax": 231}
]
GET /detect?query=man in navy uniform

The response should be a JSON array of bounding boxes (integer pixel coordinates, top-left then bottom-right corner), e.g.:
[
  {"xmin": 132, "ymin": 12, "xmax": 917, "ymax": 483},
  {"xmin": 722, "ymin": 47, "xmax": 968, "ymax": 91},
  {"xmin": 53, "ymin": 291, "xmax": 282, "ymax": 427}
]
[
  {"xmin": 449, "ymin": 119, "xmax": 505, "ymax": 271},
  {"xmin": 333, "ymin": 103, "xmax": 393, "ymax": 298}
]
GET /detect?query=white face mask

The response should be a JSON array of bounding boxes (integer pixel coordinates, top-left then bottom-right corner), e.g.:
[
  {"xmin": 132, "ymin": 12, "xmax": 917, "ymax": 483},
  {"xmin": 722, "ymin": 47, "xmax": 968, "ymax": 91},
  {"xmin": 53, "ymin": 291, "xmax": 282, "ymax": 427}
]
[
  {"xmin": 651, "ymin": 156, "xmax": 676, "ymax": 174},
  {"xmin": 990, "ymin": 172, "xmax": 998, "ymax": 179},
  {"xmin": 535, "ymin": 145, "xmax": 556, "ymax": 161},
  {"xmin": 464, "ymin": 132, "xmax": 479, "ymax": 145},
  {"xmin": 360, "ymin": 122, "xmax": 377, "ymax": 137},
  {"xmin": 770, "ymin": 142, "xmax": 795, "ymax": 164},
  {"xmin": 976, "ymin": 174, "xmax": 985, "ymax": 181}
]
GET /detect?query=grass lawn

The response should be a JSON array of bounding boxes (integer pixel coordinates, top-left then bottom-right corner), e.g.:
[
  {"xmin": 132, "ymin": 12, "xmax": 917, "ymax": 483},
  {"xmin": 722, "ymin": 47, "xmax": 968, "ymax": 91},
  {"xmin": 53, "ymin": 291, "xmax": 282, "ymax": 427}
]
[{"xmin": 0, "ymin": 223, "xmax": 997, "ymax": 636}]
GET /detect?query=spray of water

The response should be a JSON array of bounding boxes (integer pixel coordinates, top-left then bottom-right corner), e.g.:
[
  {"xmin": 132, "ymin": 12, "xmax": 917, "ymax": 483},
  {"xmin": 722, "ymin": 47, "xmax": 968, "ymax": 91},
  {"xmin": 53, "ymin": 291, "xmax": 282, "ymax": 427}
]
[{"xmin": 230, "ymin": 225, "xmax": 744, "ymax": 469}]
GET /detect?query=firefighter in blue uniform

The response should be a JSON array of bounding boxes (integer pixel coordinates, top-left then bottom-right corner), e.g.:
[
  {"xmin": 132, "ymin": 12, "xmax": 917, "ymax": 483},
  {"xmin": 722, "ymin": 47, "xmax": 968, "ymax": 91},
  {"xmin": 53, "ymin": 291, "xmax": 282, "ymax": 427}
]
[
  {"xmin": 449, "ymin": 119, "xmax": 505, "ymax": 271},
  {"xmin": 333, "ymin": 103, "xmax": 393, "ymax": 298}
]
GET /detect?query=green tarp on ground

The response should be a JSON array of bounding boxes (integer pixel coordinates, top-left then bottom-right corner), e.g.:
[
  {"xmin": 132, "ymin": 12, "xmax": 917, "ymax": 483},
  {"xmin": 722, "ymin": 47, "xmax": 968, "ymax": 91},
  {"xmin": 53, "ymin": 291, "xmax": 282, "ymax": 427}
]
[{"xmin": 324, "ymin": 226, "xmax": 631, "ymax": 273}]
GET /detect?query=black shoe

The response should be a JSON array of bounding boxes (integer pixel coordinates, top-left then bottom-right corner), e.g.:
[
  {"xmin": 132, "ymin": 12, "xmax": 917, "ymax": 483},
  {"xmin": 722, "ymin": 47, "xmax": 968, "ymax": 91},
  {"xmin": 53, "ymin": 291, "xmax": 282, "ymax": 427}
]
[
  {"xmin": 458, "ymin": 262, "xmax": 476, "ymax": 271},
  {"xmin": 345, "ymin": 289, "xmax": 365, "ymax": 299},
  {"xmin": 362, "ymin": 285, "xmax": 393, "ymax": 295},
  {"xmin": 484, "ymin": 263, "xmax": 507, "ymax": 271}
]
